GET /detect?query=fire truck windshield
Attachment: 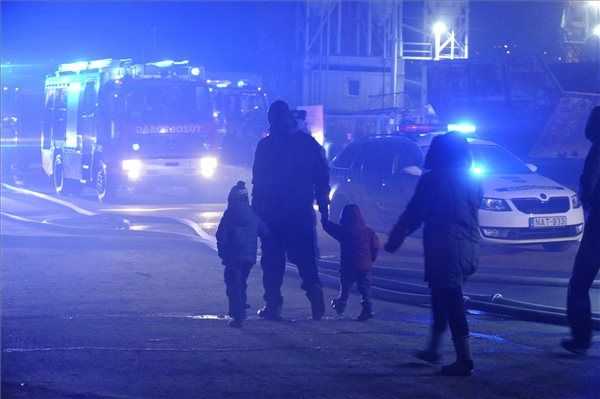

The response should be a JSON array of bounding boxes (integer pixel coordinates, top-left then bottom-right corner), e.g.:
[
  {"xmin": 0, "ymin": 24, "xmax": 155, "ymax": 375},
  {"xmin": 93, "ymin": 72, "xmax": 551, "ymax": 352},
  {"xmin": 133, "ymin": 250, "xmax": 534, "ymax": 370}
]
[
  {"xmin": 216, "ymin": 92, "xmax": 266, "ymax": 120},
  {"xmin": 112, "ymin": 79, "xmax": 212, "ymax": 125}
]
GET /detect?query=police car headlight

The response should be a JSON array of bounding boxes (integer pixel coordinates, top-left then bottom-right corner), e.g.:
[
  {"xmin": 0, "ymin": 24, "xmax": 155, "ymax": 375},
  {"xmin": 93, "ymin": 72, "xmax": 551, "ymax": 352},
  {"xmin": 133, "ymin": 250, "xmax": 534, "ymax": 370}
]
[
  {"xmin": 480, "ymin": 197, "xmax": 511, "ymax": 212},
  {"xmin": 571, "ymin": 195, "xmax": 581, "ymax": 209},
  {"xmin": 122, "ymin": 159, "xmax": 143, "ymax": 180},
  {"xmin": 199, "ymin": 156, "xmax": 218, "ymax": 178}
]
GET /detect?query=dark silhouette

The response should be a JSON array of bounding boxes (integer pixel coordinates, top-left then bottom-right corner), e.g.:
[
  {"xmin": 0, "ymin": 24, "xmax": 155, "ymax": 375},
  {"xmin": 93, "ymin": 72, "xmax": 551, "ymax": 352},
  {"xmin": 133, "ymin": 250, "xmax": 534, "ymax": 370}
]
[
  {"xmin": 322, "ymin": 204, "xmax": 380, "ymax": 321},
  {"xmin": 252, "ymin": 100, "xmax": 330, "ymax": 320},
  {"xmin": 384, "ymin": 132, "xmax": 482, "ymax": 377},
  {"xmin": 216, "ymin": 181, "xmax": 268, "ymax": 328},
  {"xmin": 562, "ymin": 107, "xmax": 600, "ymax": 354}
]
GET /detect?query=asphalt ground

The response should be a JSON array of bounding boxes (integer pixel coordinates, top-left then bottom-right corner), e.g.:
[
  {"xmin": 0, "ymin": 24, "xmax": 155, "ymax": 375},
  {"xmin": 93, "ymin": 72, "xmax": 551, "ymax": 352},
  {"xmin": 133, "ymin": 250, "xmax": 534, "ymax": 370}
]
[{"xmin": 2, "ymin": 222, "xmax": 599, "ymax": 399}]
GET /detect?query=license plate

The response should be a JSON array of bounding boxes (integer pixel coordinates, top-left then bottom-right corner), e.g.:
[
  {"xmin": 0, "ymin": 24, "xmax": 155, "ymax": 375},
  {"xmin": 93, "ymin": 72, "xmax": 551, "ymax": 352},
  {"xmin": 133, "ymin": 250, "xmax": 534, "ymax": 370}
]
[{"xmin": 529, "ymin": 216, "xmax": 567, "ymax": 228}]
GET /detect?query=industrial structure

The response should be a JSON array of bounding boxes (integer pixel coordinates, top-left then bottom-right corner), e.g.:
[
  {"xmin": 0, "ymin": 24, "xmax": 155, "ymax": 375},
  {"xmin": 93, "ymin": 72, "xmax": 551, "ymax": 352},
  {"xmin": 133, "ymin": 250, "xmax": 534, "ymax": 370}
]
[{"xmin": 299, "ymin": 0, "xmax": 469, "ymax": 114}]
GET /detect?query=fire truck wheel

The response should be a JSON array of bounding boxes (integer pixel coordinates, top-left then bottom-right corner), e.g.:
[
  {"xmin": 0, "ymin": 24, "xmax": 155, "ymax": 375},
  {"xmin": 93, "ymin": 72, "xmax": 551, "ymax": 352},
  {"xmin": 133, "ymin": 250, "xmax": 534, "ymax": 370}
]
[
  {"xmin": 53, "ymin": 154, "xmax": 81, "ymax": 196},
  {"xmin": 95, "ymin": 161, "xmax": 117, "ymax": 203}
]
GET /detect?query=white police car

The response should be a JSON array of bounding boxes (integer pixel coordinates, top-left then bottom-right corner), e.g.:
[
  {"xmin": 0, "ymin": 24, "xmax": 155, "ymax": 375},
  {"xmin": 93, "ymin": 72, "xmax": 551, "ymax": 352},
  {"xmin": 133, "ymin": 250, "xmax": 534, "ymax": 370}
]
[{"xmin": 330, "ymin": 131, "xmax": 584, "ymax": 251}]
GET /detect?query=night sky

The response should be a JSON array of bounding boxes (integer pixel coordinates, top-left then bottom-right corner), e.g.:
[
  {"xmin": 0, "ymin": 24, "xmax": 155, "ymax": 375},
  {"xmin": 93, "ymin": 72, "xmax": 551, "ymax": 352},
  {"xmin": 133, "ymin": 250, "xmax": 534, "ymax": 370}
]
[
  {"xmin": 1, "ymin": 2, "xmax": 294, "ymax": 71},
  {"xmin": 2, "ymin": 1, "xmax": 564, "ymax": 67}
]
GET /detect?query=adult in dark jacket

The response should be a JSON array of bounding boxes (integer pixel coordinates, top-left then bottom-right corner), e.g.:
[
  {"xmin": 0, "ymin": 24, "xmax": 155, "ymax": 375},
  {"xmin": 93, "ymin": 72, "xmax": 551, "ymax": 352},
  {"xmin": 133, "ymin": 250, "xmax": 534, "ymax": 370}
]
[
  {"xmin": 252, "ymin": 100, "xmax": 331, "ymax": 320},
  {"xmin": 322, "ymin": 204, "xmax": 380, "ymax": 321},
  {"xmin": 385, "ymin": 132, "xmax": 482, "ymax": 377},
  {"xmin": 216, "ymin": 181, "xmax": 268, "ymax": 328},
  {"xmin": 562, "ymin": 106, "xmax": 600, "ymax": 354}
]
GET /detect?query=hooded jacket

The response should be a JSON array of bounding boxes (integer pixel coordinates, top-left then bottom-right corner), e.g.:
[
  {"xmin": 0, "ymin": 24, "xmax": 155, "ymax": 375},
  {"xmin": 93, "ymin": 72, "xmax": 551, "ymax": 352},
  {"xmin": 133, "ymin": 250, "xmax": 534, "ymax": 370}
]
[
  {"xmin": 580, "ymin": 107, "xmax": 600, "ymax": 211},
  {"xmin": 323, "ymin": 205, "xmax": 379, "ymax": 272},
  {"xmin": 386, "ymin": 133, "xmax": 482, "ymax": 289},
  {"xmin": 252, "ymin": 102, "xmax": 330, "ymax": 224},
  {"xmin": 216, "ymin": 194, "xmax": 268, "ymax": 266}
]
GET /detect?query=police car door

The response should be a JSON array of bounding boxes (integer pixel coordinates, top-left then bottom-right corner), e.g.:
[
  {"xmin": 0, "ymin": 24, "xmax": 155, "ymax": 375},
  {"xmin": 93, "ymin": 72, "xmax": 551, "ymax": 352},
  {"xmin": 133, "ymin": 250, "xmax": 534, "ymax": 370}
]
[
  {"xmin": 376, "ymin": 140, "xmax": 424, "ymax": 232},
  {"xmin": 360, "ymin": 141, "xmax": 397, "ymax": 232}
]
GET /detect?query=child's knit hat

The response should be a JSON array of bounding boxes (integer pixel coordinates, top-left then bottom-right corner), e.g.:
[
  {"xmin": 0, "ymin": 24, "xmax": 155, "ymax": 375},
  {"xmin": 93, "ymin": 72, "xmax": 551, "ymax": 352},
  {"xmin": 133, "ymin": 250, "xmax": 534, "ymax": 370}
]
[{"xmin": 228, "ymin": 181, "xmax": 249, "ymax": 203}]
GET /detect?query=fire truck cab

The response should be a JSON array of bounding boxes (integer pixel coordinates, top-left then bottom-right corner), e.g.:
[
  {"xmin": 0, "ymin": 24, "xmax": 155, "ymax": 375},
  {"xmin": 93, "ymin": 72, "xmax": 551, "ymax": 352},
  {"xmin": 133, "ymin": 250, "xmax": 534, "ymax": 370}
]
[{"xmin": 41, "ymin": 58, "xmax": 218, "ymax": 202}]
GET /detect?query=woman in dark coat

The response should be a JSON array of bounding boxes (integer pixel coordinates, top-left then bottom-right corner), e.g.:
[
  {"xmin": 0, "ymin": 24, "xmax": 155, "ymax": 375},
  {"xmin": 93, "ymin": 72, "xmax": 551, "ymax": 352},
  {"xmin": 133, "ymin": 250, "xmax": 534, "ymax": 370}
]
[{"xmin": 385, "ymin": 132, "xmax": 482, "ymax": 376}]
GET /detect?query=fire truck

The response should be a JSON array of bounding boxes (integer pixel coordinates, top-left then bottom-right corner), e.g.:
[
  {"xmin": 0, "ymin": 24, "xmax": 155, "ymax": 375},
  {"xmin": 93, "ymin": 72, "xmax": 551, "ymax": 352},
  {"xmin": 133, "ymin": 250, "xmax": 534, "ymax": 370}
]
[
  {"xmin": 41, "ymin": 59, "xmax": 218, "ymax": 202},
  {"xmin": 207, "ymin": 78, "xmax": 268, "ymax": 165}
]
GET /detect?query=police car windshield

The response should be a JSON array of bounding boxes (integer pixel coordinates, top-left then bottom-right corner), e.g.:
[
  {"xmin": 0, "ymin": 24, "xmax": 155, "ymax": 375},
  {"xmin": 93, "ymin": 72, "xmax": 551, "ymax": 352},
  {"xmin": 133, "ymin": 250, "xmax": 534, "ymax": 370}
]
[
  {"xmin": 122, "ymin": 80, "xmax": 212, "ymax": 124},
  {"xmin": 469, "ymin": 144, "xmax": 531, "ymax": 175}
]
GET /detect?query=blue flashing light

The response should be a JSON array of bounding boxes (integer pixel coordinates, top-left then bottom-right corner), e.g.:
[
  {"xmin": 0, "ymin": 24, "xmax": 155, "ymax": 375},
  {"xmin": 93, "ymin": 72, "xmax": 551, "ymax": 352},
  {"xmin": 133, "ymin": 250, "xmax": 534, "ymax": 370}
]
[
  {"xmin": 448, "ymin": 122, "xmax": 476, "ymax": 134},
  {"xmin": 470, "ymin": 164, "xmax": 486, "ymax": 177},
  {"xmin": 237, "ymin": 80, "xmax": 247, "ymax": 88},
  {"xmin": 191, "ymin": 67, "xmax": 201, "ymax": 76}
]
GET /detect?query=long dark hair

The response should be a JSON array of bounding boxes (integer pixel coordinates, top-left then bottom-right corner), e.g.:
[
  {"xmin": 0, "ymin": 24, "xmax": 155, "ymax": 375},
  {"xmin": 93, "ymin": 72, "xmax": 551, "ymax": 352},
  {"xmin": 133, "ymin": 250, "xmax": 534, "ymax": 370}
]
[{"xmin": 424, "ymin": 132, "xmax": 472, "ymax": 171}]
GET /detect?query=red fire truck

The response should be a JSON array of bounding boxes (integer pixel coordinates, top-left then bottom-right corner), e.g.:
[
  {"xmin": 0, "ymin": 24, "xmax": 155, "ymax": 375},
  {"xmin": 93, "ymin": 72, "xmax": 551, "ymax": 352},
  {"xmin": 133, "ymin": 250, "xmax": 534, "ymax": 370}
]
[{"xmin": 41, "ymin": 59, "xmax": 218, "ymax": 201}]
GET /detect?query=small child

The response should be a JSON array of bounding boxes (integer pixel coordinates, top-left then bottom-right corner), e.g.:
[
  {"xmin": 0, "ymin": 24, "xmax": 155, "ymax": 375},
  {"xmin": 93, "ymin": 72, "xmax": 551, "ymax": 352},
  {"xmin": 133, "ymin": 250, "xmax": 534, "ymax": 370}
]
[
  {"xmin": 322, "ymin": 204, "xmax": 380, "ymax": 321},
  {"xmin": 216, "ymin": 181, "xmax": 267, "ymax": 328}
]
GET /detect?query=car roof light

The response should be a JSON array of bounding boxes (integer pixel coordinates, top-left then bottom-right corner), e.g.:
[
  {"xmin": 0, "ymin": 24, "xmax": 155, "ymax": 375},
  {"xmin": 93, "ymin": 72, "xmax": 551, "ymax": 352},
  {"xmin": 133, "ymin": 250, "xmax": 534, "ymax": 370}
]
[
  {"xmin": 470, "ymin": 164, "xmax": 486, "ymax": 177},
  {"xmin": 448, "ymin": 122, "xmax": 476, "ymax": 134}
]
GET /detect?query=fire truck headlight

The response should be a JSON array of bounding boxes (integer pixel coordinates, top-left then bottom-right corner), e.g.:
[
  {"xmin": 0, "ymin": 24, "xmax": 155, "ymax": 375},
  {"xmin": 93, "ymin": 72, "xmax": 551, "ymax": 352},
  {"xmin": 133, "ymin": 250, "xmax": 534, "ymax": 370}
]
[
  {"xmin": 122, "ymin": 159, "xmax": 143, "ymax": 180},
  {"xmin": 199, "ymin": 156, "xmax": 218, "ymax": 178}
]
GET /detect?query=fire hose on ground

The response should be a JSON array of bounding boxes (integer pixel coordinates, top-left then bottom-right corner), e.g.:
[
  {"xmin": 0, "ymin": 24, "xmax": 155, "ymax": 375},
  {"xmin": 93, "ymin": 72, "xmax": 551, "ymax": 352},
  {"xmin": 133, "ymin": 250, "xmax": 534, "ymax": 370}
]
[{"xmin": 292, "ymin": 260, "xmax": 600, "ymax": 330}]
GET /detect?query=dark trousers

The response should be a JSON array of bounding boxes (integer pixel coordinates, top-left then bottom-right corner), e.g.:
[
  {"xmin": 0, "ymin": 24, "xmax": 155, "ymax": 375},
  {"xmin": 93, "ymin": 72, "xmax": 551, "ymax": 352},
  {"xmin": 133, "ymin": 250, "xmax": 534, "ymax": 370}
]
[
  {"xmin": 224, "ymin": 262, "xmax": 253, "ymax": 321},
  {"xmin": 567, "ymin": 210, "xmax": 600, "ymax": 346},
  {"xmin": 338, "ymin": 269, "xmax": 372, "ymax": 306},
  {"xmin": 431, "ymin": 287, "xmax": 469, "ymax": 340},
  {"xmin": 260, "ymin": 218, "xmax": 321, "ymax": 308}
]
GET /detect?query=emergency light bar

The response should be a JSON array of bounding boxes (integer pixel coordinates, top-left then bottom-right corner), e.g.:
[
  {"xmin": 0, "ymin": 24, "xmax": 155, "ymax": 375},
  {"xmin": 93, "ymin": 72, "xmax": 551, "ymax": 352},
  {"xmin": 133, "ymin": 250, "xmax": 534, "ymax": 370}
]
[
  {"xmin": 207, "ymin": 79, "xmax": 232, "ymax": 88},
  {"xmin": 58, "ymin": 58, "xmax": 132, "ymax": 74},
  {"xmin": 447, "ymin": 122, "xmax": 477, "ymax": 134},
  {"xmin": 147, "ymin": 59, "xmax": 189, "ymax": 68},
  {"xmin": 57, "ymin": 58, "xmax": 203, "ymax": 80}
]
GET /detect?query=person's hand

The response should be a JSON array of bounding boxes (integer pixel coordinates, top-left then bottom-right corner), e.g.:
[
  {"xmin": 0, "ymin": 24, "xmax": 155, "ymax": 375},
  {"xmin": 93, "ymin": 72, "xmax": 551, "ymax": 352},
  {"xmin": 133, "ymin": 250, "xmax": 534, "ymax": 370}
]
[{"xmin": 319, "ymin": 206, "xmax": 329, "ymax": 224}]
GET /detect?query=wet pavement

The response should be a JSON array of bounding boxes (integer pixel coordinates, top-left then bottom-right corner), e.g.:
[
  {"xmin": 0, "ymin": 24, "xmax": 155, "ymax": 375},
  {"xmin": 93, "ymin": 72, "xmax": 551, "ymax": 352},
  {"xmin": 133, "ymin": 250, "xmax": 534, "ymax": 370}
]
[{"xmin": 2, "ymin": 218, "xmax": 599, "ymax": 399}]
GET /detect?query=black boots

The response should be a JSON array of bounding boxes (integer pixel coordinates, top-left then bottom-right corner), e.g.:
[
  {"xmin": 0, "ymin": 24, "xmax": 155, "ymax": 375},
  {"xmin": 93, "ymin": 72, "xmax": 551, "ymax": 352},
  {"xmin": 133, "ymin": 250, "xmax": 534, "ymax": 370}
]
[
  {"xmin": 307, "ymin": 287, "xmax": 325, "ymax": 320},
  {"xmin": 356, "ymin": 302, "xmax": 373, "ymax": 321},
  {"xmin": 331, "ymin": 298, "xmax": 346, "ymax": 315},
  {"xmin": 415, "ymin": 330, "xmax": 443, "ymax": 364},
  {"xmin": 561, "ymin": 338, "xmax": 591, "ymax": 355},
  {"xmin": 257, "ymin": 305, "xmax": 283, "ymax": 321},
  {"xmin": 440, "ymin": 336, "xmax": 474, "ymax": 377}
]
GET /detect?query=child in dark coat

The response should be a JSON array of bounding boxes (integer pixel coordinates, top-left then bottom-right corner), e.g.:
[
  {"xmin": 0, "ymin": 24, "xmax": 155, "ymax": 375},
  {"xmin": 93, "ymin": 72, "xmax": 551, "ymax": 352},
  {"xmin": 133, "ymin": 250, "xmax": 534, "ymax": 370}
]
[
  {"xmin": 322, "ymin": 204, "xmax": 379, "ymax": 321},
  {"xmin": 216, "ymin": 181, "xmax": 268, "ymax": 328}
]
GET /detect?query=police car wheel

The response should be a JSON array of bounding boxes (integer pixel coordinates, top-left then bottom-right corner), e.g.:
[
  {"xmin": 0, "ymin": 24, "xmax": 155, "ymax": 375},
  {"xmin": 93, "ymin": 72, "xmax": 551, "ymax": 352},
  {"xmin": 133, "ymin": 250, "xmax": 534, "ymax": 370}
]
[{"xmin": 542, "ymin": 242, "xmax": 574, "ymax": 252}]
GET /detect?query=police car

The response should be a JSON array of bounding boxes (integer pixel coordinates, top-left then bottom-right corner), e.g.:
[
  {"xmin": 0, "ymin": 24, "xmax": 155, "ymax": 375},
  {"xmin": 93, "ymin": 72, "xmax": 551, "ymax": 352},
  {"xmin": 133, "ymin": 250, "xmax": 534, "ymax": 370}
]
[{"xmin": 329, "ymin": 128, "xmax": 585, "ymax": 251}]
